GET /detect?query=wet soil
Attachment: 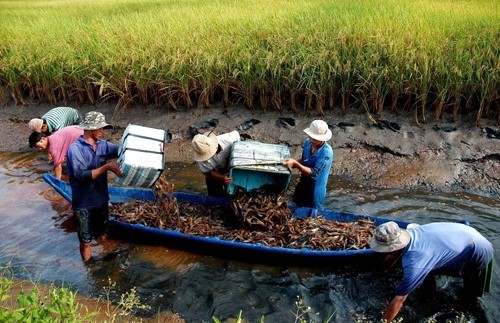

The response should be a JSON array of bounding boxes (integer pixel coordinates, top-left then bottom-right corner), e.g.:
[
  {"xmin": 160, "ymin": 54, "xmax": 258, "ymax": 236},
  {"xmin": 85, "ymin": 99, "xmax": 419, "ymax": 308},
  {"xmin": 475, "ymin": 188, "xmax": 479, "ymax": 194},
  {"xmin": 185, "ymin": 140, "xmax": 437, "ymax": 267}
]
[{"xmin": 1, "ymin": 101, "xmax": 499, "ymax": 196}]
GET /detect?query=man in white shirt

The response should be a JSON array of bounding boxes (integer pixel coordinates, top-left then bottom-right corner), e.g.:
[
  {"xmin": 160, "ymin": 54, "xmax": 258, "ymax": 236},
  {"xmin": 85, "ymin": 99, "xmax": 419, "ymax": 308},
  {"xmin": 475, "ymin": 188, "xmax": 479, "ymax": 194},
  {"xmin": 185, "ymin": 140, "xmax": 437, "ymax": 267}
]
[{"xmin": 191, "ymin": 130, "xmax": 240, "ymax": 196}]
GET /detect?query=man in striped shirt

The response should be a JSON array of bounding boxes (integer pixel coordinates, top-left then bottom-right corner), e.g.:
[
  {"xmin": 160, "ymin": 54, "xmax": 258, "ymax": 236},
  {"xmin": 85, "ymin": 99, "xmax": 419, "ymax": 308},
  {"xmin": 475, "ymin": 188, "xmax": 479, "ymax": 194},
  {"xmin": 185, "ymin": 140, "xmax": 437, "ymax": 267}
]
[{"xmin": 28, "ymin": 106, "xmax": 82, "ymax": 135}]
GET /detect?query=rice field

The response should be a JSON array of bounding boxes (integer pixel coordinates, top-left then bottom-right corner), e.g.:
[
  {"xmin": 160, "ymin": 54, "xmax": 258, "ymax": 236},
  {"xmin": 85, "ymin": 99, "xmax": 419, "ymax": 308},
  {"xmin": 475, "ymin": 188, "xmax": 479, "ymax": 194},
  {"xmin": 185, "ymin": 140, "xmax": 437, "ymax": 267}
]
[{"xmin": 0, "ymin": 0, "xmax": 498, "ymax": 124}]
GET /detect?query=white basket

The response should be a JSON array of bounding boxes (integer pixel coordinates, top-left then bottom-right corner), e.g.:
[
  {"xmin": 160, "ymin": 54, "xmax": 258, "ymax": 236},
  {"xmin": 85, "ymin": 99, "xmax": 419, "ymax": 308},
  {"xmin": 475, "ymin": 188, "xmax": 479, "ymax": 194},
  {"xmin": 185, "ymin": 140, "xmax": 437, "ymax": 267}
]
[{"xmin": 115, "ymin": 124, "xmax": 167, "ymax": 188}]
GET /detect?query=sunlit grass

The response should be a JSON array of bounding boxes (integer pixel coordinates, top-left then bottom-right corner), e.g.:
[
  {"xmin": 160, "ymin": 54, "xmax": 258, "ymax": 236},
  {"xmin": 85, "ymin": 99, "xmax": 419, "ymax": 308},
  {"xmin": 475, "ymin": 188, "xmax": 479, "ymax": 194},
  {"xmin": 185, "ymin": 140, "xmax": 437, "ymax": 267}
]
[{"xmin": 0, "ymin": 0, "xmax": 498, "ymax": 124}]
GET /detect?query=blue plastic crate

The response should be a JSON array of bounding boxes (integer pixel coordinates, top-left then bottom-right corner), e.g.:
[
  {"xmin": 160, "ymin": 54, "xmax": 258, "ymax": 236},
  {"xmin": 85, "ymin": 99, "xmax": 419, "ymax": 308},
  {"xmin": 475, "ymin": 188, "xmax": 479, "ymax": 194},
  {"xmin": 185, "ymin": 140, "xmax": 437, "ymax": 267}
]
[{"xmin": 227, "ymin": 141, "xmax": 291, "ymax": 195}]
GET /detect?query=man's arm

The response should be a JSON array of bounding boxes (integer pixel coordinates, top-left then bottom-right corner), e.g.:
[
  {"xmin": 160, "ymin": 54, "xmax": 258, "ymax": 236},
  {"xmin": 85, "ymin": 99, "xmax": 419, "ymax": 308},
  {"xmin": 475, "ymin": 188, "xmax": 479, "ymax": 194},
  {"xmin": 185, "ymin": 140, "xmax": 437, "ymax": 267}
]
[
  {"xmin": 54, "ymin": 164, "xmax": 63, "ymax": 179},
  {"xmin": 91, "ymin": 161, "xmax": 123, "ymax": 179},
  {"xmin": 283, "ymin": 158, "xmax": 311, "ymax": 176},
  {"xmin": 383, "ymin": 294, "xmax": 407, "ymax": 322},
  {"xmin": 207, "ymin": 170, "xmax": 232, "ymax": 184}
]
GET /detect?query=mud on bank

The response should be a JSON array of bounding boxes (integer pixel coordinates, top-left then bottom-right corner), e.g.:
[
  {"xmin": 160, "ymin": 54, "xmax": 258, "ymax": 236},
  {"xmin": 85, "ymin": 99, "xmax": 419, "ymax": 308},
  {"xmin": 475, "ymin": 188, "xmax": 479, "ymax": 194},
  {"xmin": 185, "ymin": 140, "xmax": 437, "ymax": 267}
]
[{"xmin": 1, "ymin": 102, "xmax": 499, "ymax": 196}]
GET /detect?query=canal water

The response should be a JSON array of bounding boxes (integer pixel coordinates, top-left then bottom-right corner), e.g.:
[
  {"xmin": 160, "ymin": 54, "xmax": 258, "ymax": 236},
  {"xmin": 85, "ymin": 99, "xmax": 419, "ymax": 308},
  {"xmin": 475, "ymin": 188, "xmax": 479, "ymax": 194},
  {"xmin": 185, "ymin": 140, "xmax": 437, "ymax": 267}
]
[{"xmin": 0, "ymin": 151, "xmax": 498, "ymax": 322}]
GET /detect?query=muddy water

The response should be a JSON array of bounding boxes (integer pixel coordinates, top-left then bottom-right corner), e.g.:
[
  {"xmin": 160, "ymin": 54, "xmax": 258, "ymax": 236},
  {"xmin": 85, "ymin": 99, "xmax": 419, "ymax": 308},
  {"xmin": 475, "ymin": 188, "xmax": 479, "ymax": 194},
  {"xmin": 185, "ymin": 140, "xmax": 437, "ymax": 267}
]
[{"xmin": 0, "ymin": 151, "xmax": 498, "ymax": 323}]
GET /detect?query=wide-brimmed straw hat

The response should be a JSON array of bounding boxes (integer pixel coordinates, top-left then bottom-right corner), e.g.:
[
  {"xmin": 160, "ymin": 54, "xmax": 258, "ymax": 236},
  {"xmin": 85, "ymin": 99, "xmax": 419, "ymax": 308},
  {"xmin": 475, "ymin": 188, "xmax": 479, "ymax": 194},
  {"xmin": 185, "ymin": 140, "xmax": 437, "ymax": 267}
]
[
  {"xmin": 303, "ymin": 120, "xmax": 332, "ymax": 141},
  {"xmin": 29, "ymin": 118, "xmax": 44, "ymax": 133},
  {"xmin": 79, "ymin": 111, "xmax": 112, "ymax": 130},
  {"xmin": 192, "ymin": 132, "xmax": 218, "ymax": 161},
  {"xmin": 369, "ymin": 221, "xmax": 411, "ymax": 253}
]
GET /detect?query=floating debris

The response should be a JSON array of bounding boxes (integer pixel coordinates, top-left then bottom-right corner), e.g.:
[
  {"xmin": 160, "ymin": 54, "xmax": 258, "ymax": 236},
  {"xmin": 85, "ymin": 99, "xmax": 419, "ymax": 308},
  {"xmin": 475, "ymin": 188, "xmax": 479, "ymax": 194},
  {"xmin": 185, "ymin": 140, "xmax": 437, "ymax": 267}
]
[
  {"xmin": 237, "ymin": 118, "xmax": 261, "ymax": 131},
  {"xmin": 482, "ymin": 127, "xmax": 500, "ymax": 139},
  {"xmin": 188, "ymin": 118, "xmax": 219, "ymax": 137},
  {"xmin": 377, "ymin": 120, "xmax": 401, "ymax": 132},
  {"xmin": 433, "ymin": 124, "xmax": 457, "ymax": 133},
  {"xmin": 276, "ymin": 117, "xmax": 296, "ymax": 128}
]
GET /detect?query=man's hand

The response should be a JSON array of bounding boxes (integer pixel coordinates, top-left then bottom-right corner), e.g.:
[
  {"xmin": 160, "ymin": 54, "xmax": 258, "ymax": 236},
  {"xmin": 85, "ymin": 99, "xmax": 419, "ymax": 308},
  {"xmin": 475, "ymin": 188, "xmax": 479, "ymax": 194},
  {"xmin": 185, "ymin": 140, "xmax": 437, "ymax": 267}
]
[
  {"xmin": 106, "ymin": 161, "xmax": 124, "ymax": 178},
  {"xmin": 222, "ymin": 173, "xmax": 232, "ymax": 184},
  {"xmin": 283, "ymin": 158, "xmax": 297, "ymax": 169},
  {"xmin": 383, "ymin": 294, "xmax": 408, "ymax": 322}
]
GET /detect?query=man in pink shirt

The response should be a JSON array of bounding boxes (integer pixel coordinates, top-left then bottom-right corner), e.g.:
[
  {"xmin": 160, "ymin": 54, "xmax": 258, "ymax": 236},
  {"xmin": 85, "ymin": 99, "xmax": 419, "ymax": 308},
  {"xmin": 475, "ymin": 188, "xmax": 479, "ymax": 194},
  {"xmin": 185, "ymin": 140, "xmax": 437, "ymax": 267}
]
[{"xmin": 29, "ymin": 125, "xmax": 83, "ymax": 179}]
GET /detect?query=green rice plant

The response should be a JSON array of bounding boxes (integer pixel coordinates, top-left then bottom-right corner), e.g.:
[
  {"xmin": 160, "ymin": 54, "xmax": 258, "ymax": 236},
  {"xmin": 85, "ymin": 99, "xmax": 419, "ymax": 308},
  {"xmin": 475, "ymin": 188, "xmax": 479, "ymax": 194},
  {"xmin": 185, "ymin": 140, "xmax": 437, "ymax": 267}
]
[{"xmin": 0, "ymin": 0, "xmax": 498, "ymax": 122}]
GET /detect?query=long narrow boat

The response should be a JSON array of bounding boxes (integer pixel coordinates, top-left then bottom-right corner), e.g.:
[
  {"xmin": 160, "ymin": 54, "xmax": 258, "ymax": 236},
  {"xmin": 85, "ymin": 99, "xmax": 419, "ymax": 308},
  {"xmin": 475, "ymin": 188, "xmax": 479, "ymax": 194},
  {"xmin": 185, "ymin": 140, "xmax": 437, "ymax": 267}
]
[{"xmin": 42, "ymin": 173, "xmax": 411, "ymax": 262}]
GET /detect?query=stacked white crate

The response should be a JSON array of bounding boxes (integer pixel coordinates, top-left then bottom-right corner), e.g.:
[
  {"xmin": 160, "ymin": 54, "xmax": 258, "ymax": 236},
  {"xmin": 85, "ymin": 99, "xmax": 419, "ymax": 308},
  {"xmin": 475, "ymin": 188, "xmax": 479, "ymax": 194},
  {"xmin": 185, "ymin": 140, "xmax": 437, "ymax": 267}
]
[{"xmin": 116, "ymin": 124, "xmax": 167, "ymax": 188}]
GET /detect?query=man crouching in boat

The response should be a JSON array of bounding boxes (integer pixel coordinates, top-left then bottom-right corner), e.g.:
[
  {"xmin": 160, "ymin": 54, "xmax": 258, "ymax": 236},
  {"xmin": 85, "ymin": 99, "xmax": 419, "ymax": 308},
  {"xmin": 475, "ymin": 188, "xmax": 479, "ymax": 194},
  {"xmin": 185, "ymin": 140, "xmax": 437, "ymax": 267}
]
[
  {"xmin": 66, "ymin": 111, "xmax": 123, "ymax": 263},
  {"xmin": 191, "ymin": 130, "xmax": 240, "ymax": 197},
  {"xmin": 370, "ymin": 221, "xmax": 494, "ymax": 322}
]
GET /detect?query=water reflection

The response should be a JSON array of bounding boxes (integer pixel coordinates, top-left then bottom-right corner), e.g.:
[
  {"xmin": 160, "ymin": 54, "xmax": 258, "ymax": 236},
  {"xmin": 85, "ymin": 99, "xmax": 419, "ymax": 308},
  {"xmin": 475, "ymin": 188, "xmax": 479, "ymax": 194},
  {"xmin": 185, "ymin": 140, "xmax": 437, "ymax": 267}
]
[{"xmin": 0, "ymin": 152, "xmax": 498, "ymax": 322}]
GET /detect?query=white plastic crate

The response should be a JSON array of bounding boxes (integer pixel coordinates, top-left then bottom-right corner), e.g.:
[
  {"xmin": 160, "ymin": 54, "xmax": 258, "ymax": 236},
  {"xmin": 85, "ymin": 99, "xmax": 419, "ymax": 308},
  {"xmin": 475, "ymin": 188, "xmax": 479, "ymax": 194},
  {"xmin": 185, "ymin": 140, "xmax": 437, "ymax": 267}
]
[
  {"xmin": 115, "ymin": 124, "xmax": 167, "ymax": 188},
  {"xmin": 118, "ymin": 134, "xmax": 164, "ymax": 156},
  {"xmin": 122, "ymin": 124, "xmax": 166, "ymax": 141}
]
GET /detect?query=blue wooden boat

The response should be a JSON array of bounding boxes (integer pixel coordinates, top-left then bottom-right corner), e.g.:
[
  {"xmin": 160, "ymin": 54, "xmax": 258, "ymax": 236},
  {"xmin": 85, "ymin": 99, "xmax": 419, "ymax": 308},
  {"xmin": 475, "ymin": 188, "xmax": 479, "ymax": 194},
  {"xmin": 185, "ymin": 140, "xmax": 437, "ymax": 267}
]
[{"xmin": 42, "ymin": 173, "xmax": 411, "ymax": 262}]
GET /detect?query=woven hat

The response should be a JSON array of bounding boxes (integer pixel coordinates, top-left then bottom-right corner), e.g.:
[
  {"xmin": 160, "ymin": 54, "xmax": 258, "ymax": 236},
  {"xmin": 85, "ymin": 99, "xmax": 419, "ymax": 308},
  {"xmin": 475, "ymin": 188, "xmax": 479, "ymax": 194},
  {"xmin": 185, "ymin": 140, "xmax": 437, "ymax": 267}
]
[
  {"xmin": 303, "ymin": 120, "xmax": 332, "ymax": 141},
  {"xmin": 370, "ymin": 221, "xmax": 411, "ymax": 253},
  {"xmin": 29, "ymin": 118, "xmax": 44, "ymax": 133},
  {"xmin": 192, "ymin": 132, "xmax": 218, "ymax": 161},
  {"xmin": 79, "ymin": 111, "xmax": 112, "ymax": 130}
]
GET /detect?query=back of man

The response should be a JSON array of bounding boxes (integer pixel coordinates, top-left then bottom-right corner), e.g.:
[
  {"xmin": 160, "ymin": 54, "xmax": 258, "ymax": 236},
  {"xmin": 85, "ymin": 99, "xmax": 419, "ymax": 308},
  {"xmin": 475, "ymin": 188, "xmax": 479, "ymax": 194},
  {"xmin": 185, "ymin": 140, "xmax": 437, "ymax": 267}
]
[
  {"xmin": 398, "ymin": 222, "xmax": 493, "ymax": 295},
  {"xmin": 196, "ymin": 130, "xmax": 240, "ymax": 174},
  {"xmin": 48, "ymin": 125, "xmax": 83, "ymax": 170},
  {"xmin": 43, "ymin": 107, "xmax": 81, "ymax": 133},
  {"xmin": 192, "ymin": 130, "xmax": 240, "ymax": 197}
]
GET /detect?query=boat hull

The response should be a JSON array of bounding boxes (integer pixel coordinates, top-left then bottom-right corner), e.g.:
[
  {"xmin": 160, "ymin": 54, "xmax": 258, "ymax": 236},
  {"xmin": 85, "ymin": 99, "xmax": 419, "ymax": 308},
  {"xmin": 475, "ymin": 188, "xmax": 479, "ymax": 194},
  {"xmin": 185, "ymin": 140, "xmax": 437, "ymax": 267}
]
[{"xmin": 42, "ymin": 173, "xmax": 409, "ymax": 262}]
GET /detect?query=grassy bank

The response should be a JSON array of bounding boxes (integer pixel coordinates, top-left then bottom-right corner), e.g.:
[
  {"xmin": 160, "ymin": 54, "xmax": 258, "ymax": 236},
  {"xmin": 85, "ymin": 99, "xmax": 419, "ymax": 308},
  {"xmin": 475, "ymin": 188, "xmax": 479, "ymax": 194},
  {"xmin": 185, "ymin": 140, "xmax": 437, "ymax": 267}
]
[
  {"xmin": 0, "ymin": 0, "xmax": 498, "ymax": 124},
  {"xmin": 0, "ymin": 272, "xmax": 183, "ymax": 322}
]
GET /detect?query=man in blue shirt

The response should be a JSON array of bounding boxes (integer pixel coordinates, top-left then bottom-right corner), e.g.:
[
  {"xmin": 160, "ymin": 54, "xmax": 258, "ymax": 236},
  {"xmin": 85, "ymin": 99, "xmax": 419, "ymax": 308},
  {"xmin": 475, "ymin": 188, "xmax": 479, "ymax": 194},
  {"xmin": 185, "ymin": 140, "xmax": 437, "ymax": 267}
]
[
  {"xmin": 66, "ymin": 111, "xmax": 123, "ymax": 263},
  {"xmin": 283, "ymin": 120, "xmax": 333, "ymax": 209},
  {"xmin": 370, "ymin": 221, "xmax": 494, "ymax": 322}
]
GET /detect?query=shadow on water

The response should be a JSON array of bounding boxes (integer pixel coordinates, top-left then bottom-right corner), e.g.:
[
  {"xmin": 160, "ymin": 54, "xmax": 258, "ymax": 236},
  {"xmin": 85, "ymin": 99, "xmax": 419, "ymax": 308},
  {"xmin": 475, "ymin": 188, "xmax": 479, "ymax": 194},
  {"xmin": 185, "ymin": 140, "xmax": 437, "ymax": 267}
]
[{"xmin": 0, "ymin": 152, "xmax": 498, "ymax": 322}]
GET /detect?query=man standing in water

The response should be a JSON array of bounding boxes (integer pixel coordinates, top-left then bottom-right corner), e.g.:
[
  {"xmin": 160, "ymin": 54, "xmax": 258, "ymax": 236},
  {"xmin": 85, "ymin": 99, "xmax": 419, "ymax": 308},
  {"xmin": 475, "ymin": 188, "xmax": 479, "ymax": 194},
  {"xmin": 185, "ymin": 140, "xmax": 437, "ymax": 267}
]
[
  {"xmin": 66, "ymin": 111, "xmax": 123, "ymax": 263},
  {"xmin": 282, "ymin": 120, "xmax": 333, "ymax": 210},
  {"xmin": 370, "ymin": 221, "xmax": 494, "ymax": 322}
]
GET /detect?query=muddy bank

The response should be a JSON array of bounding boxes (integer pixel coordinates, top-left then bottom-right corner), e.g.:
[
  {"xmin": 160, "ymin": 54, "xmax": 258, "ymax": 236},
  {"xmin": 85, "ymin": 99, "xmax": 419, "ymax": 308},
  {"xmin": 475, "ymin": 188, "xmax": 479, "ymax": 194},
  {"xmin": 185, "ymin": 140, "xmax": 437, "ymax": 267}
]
[{"xmin": 1, "ymin": 101, "xmax": 499, "ymax": 195}]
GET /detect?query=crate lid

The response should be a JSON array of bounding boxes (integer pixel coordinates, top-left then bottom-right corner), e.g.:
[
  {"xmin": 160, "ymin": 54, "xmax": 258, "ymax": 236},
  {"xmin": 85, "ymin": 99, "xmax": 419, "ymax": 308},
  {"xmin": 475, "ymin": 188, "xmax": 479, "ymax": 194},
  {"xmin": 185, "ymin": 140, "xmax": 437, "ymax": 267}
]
[
  {"xmin": 230, "ymin": 141, "xmax": 290, "ymax": 167},
  {"xmin": 119, "ymin": 135, "xmax": 164, "ymax": 156},
  {"xmin": 123, "ymin": 124, "xmax": 167, "ymax": 142}
]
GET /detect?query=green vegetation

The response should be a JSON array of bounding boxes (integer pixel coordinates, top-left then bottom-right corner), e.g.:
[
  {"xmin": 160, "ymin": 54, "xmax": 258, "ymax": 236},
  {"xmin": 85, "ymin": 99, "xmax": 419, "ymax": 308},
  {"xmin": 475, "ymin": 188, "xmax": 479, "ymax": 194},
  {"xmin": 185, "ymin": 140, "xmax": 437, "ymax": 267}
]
[
  {"xmin": 0, "ymin": 274, "xmax": 97, "ymax": 322},
  {"xmin": 0, "ymin": 0, "xmax": 498, "ymax": 124},
  {"xmin": 0, "ymin": 263, "xmax": 154, "ymax": 322}
]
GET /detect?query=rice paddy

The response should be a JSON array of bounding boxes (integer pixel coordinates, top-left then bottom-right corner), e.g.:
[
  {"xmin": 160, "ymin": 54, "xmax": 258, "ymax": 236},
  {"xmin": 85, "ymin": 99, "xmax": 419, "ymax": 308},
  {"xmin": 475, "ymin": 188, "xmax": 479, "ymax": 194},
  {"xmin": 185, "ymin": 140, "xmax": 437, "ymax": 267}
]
[{"xmin": 0, "ymin": 0, "xmax": 498, "ymax": 124}]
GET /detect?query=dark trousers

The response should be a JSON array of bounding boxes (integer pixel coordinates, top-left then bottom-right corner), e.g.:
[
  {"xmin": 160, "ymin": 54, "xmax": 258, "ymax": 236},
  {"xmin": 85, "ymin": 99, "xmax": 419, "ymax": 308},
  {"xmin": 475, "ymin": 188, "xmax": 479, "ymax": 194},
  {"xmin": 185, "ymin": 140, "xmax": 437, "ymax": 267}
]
[
  {"xmin": 74, "ymin": 205, "xmax": 109, "ymax": 243},
  {"xmin": 464, "ymin": 257, "xmax": 494, "ymax": 297},
  {"xmin": 293, "ymin": 175, "xmax": 314, "ymax": 208},
  {"xmin": 206, "ymin": 177, "xmax": 227, "ymax": 197}
]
